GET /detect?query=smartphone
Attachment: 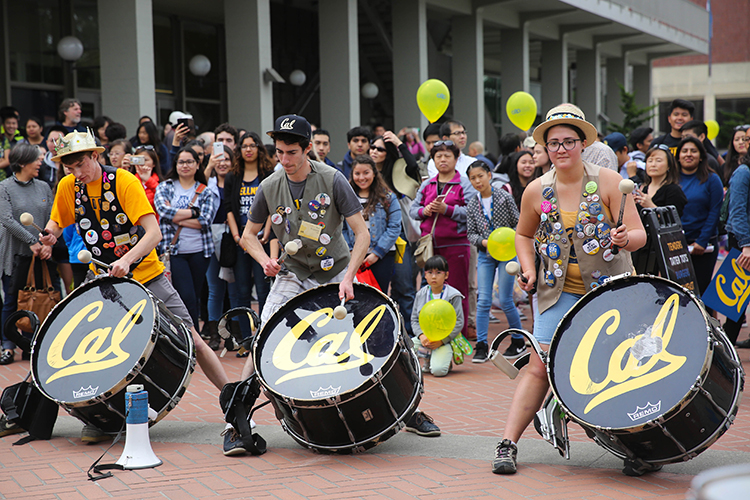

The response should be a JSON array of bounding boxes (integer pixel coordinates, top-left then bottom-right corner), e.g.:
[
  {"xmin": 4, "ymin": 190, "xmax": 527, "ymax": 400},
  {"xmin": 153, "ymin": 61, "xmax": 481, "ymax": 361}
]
[
  {"xmin": 213, "ymin": 142, "xmax": 225, "ymax": 159},
  {"xmin": 177, "ymin": 117, "xmax": 194, "ymax": 133},
  {"xmin": 130, "ymin": 156, "xmax": 145, "ymax": 166}
]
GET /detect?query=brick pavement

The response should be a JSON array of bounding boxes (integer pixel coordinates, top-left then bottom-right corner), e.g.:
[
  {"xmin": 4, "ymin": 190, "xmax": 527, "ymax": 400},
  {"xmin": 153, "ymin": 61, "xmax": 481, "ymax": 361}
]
[{"xmin": 2, "ymin": 303, "xmax": 749, "ymax": 499}]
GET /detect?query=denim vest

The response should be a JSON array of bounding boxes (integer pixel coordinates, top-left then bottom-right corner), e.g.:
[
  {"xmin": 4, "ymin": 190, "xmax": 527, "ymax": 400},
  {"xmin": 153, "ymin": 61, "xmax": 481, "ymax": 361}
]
[{"xmin": 261, "ymin": 160, "xmax": 349, "ymax": 282}]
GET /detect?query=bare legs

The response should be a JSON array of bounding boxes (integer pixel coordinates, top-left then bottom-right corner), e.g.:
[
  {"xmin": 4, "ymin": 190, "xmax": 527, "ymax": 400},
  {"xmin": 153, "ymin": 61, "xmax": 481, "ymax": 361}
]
[
  {"xmin": 191, "ymin": 326, "xmax": 231, "ymax": 390},
  {"xmin": 502, "ymin": 343, "xmax": 550, "ymax": 443}
]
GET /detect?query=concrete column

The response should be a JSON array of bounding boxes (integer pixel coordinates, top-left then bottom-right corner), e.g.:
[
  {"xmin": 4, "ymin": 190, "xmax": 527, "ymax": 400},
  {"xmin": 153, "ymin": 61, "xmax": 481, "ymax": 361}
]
[
  {"xmin": 632, "ymin": 63, "xmax": 652, "ymax": 113},
  {"xmin": 225, "ymin": 0, "xmax": 273, "ymax": 135},
  {"xmin": 500, "ymin": 25, "xmax": 530, "ymax": 135},
  {"xmin": 392, "ymin": 0, "xmax": 428, "ymax": 132},
  {"xmin": 319, "ymin": 0, "xmax": 359, "ymax": 162},
  {"xmin": 606, "ymin": 57, "xmax": 625, "ymax": 129},
  {"xmin": 452, "ymin": 12, "xmax": 485, "ymax": 145},
  {"xmin": 576, "ymin": 47, "xmax": 601, "ymax": 131},
  {"xmin": 98, "ymin": 0, "xmax": 156, "ymax": 130},
  {"xmin": 541, "ymin": 38, "xmax": 568, "ymax": 116},
  {"xmin": 0, "ymin": 0, "xmax": 9, "ymax": 105}
]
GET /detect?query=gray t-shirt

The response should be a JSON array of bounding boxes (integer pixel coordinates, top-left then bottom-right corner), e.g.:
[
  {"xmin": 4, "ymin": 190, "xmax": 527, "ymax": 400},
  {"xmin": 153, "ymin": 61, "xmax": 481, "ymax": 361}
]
[
  {"xmin": 171, "ymin": 182, "xmax": 203, "ymax": 254},
  {"xmin": 249, "ymin": 169, "xmax": 362, "ymax": 224}
]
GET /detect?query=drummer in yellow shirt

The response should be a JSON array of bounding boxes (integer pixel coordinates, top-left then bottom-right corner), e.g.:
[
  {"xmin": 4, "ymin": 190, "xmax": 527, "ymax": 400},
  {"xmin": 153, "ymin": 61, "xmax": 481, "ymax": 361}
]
[{"xmin": 39, "ymin": 130, "xmax": 231, "ymax": 443}]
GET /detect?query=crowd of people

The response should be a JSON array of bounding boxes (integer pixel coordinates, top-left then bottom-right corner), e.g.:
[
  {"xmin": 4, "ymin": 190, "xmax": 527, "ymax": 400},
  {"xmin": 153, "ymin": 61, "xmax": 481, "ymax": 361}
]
[{"xmin": 0, "ymin": 95, "xmax": 748, "ymax": 474}]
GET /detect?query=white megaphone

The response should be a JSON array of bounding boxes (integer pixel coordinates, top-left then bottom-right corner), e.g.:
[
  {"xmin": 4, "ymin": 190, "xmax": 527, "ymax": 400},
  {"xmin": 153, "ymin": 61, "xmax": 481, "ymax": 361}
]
[{"xmin": 116, "ymin": 385, "xmax": 162, "ymax": 469}]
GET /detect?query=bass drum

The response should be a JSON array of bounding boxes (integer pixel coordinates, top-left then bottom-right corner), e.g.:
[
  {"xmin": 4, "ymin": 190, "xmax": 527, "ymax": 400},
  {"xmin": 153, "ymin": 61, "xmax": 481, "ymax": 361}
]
[
  {"xmin": 548, "ymin": 275, "xmax": 743, "ymax": 465},
  {"xmin": 31, "ymin": 276, "xmax": 195, "ymax": 433},
  {"xmin": 254, "ymin": 283, "xmax": 422, "ymax": 454}
]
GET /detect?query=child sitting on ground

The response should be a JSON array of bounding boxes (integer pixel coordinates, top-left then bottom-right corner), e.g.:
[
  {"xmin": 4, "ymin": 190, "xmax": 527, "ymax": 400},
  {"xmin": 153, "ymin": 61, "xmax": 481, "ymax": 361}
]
[{"xmin": 411, "ymin": 255, "xmax": 464, "ymax": 377}]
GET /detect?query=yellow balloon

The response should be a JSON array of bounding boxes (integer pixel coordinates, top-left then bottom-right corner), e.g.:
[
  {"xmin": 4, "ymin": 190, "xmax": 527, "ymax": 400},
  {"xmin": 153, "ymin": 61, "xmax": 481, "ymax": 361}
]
[
  {"xmin": 706, "ymin": 119, "xmax": 720, "ymax": 141},
  {"xmin": 417, "ymin": 79, "xmax": 451, "ymax": 123},
  {"xmin": 418, "ymin": 299, "xmax": 457, "ymax": 342},
  {"xmin": 487, "ymin": 227, "xmax": 517, "ymax": 261},
  {"xmin": 506, "ymin": 91, "xmax": 537, "ymax": 131}
]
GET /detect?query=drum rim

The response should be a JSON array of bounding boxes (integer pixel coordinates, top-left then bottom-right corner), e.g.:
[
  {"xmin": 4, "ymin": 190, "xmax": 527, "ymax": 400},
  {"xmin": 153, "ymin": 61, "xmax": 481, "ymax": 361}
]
[
  {"xmin": 31, "ymin": 275, "xmax": 160, "ymax": 407},
  {"xmin": 547, "ymin": 274, "xmax": 716, "ymax": 432},
  {"xmin": 253, "ymin": 282, "xmax": 404, "ymax": 402}
]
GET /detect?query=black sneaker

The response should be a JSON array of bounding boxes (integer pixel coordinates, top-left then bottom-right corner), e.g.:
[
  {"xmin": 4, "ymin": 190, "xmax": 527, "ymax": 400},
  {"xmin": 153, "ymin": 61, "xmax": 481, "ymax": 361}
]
[
  {"xmin": 622, "ymin": 459, "xmax": 662, "ymax": 477},
  {"xmin": 221, "ymin": 427, "xmax": 247, "ymax": 456},
  {"xmin": 735, "ymin": 338, "xmax": 750, "ymax": 349},
  {"xmin": 473, "ymin": 341, "xmax": 489, "ymax": 363},
  {"xmin": 492, "ymin": 439, "xmax": 518, "ymax": 474},
  {"xmin": 405, "ymin": 411, "xmax": 441, "ymax": 437},
  {"xmin": 0, "ymin": 415, "xmax": 24, "ymax": 438},
  {"xmin": 503, "ymin": 338, "xmax": 527, "ymax": 359}
]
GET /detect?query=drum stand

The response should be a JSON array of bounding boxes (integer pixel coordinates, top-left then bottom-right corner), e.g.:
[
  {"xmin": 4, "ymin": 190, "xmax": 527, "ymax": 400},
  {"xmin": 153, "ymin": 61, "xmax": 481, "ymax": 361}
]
[{"xmin": 490, "ymin": 329, "xmax": 570, "ymax": 459}]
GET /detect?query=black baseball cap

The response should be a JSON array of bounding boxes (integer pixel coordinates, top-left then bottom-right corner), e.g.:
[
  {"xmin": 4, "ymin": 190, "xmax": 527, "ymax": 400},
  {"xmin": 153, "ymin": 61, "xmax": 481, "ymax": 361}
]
[{"xmin": 267, "ymin": 114, "xmax": 311, "ymax": 140}]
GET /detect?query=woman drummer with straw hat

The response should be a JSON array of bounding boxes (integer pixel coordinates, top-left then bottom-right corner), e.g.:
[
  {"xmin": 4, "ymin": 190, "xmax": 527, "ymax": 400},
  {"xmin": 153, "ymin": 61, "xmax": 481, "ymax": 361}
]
[{"xmin": 491, "ymin": 104, "xmax": 647, "ymax": 476}]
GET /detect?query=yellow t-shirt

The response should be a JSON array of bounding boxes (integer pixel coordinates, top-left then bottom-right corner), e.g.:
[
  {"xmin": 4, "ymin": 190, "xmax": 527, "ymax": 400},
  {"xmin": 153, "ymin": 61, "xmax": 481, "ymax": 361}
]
[
  {"xmin": 560, "ymin": 209, "xmax": 586, "ymax": 295},
  {"xmin": 51, "ymin": 169, "xmax": 164, "ymax": 283}
]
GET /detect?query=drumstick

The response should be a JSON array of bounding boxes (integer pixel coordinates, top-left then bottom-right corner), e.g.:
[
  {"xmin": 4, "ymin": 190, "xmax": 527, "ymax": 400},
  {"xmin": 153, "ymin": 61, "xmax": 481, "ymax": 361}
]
[
  {"xmin": 78, "ymin": 250, "xmax": 133, "ymax": 279},
  {"xmin": 505, "ymin": 261, "xmax": 528, "ymax": 284},
  {"xmin": 333, "ymin": 298, "xmax": 347, "ymax": 320},
  {"xmin": 20, "ymin": 212, "xmax": 49, "ymax": 235},
  {"xmin": 611, "ymin": 179, "xmax": 635, "ymax": 255}
]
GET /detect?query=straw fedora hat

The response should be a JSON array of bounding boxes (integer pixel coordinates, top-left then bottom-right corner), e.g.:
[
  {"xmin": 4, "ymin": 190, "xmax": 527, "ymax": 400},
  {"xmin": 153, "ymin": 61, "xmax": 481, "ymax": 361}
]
[
  {"xmin": 51, "ymin": 129, "xmax": 106, "ymax": 162},
  {"xmin": 391, "ymin": 158, "xmax": 420, "ymax": 199},
  {"xmin": 532, "ymin": 103, "xmax": 598, "ymax": 147}
]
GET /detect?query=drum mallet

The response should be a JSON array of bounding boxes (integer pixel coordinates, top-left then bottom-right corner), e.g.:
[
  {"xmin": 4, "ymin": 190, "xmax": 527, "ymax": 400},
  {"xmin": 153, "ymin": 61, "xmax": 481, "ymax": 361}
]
[
  {"xmin": 333, "ymin": 298, "xmax": 348, "ymax": 320},
  {"xmin": 278, "ymin": 240, "xmax": 299, "ymax": 264},
  {"xmin": 611, "ymin": 179, "xmax": 635, "ymax": 255},
  {"xmin": 20, "ymin": 212, "xmax": 50, "ymax": 235},
  {"xmin": 505, "ymin": 261, "xmax": 528, "ymax": 284},
  {"xmin": 78, "ymin": 249, "xmax": 133, "ymax": 279}
]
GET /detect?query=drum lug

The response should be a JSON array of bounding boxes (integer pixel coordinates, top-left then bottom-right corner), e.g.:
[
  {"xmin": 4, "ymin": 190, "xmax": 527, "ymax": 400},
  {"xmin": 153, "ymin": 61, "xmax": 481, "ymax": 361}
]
[{"xmin": 601, "ymin": 271, "xmax": 631, "ymax": 285}]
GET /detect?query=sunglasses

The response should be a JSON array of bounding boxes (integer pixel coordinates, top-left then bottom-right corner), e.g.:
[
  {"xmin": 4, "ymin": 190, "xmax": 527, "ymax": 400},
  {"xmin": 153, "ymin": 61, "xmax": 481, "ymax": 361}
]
[
  {"xmin": 434, "ymin": 140, "xmax": 454, "ymax": 147},
  {"xmin": 734, "ymin": 125, "xmax": 750, "ymax": 131},
  {"xmin": 136, "ymin": 145, "xmax": 154, "ymax": 151},
  {"xmin": 370, "ymin": 145, "xmax": 387, "ymax": 153}
]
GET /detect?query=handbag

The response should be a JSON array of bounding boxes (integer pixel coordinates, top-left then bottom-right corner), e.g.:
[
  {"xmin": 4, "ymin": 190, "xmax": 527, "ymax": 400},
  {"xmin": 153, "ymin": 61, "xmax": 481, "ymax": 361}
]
[
  {"xmin": 219, "ymin": 227, "xmax": 238, "ymax": 267},
  {"xmin": 161, "ymin": 184, "xmax": 207, "ymax": 281},
  {"xmin": 414, "ymin": 216, "xmax": 437, "ymax": 269},
  {"xmin": 0, "ymin": 374, "xmax": 59, "ymax": 443},
  {"xmin": 355, "ymin": 262, "xmax": 381, "ymax": 291},
  {"xmin": 16, "ymin": 255, "xmax": 61, "ymax": 333},
  {"xmin": 397, "ymin": 195, "xmax": 422, "ymax": 243}
]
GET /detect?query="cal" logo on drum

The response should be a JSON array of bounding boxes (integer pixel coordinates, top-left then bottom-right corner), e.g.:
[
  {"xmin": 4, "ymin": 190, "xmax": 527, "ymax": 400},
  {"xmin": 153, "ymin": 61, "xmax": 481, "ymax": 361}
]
[
  {"xmin": 44, "ymin": 300, "xmax": 146, "ymax": 384},
  {"xmin": 272, "ymin": 305, "xmax": 387, "ymax": 384},
  {"xmin": 570, "ymin": 293, "xmax": 686, "ymax": 414}
]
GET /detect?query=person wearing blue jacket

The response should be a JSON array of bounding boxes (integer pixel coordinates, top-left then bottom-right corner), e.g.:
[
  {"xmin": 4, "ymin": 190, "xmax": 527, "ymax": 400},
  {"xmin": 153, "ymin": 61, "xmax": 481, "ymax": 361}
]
[
  {"xmin": 677, "ymin": 136, "xmax": 724, "ymax": 298},
  {"xmin": 342, "ymin": 155, "xmax": 401, "ymax": 292},
  {"xmin": 724, "ymin": 147, "xmax": 750, "ymax": 345}
]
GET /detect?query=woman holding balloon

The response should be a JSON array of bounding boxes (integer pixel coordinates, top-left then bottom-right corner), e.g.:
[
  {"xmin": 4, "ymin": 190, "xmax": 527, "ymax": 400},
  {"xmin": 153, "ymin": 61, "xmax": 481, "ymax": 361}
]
[
  {"xmin": 410, "ymin": 140, "xmax": 473, "ymax": 337},
  {"xmin": 492, "ymin": 104, "xmax": 647, "ymax": 477},
  {"xmin": 466, "ymin": 161, "xmax": 521, "ymax": 363}
]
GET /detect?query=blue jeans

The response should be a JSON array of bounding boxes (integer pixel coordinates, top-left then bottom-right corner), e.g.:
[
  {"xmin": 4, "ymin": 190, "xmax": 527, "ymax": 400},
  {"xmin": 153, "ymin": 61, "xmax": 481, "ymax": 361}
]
[
  {"xmin": 477, "ymin": 250, "xmax": 522, "ymax": 344},
  {"xmin": 233, "ymin": 249, "xmax": 270, "ymax": 337},
  {"xmin": 391, "ymin": 239, "xmax": 418, "ymax": 336},
  {"xmin": 205, "ymin": 253, "xmax": 241, "ymax": 321},
  {"xmin": 171, "ymin": 252, "xmax": 210, "ymax": 329}
]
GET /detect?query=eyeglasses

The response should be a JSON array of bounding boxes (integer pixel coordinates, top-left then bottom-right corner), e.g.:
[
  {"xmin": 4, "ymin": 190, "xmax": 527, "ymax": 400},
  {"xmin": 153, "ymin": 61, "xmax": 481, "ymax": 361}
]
[
  {"xmin": 241, "ymin": 144, "xmax": 258, "ymax": 150},
  {"xmin": 137, "ymin": 145, "xmax": 154, "ymax": 151},
  {"xmin": 433, "ymin": 140, "xmax": 454, "ymax": 147},
  {"xmin": 450, "ymin": 130, "xmax": 467, "ymax": 137},
  {"xmin": 370, "ymin": 145, "xmax": 387, "ymax": 153},
  {"xmin": 734, "ymin": 125, "xmax": 750, "ymax": 131},
  {"xmin": 545, "ymin": 138, "xmax": 582, "ymax": 152},
  {"xmin": 176, "ymin": 159, "xmax": 196, "ymax": 166}
]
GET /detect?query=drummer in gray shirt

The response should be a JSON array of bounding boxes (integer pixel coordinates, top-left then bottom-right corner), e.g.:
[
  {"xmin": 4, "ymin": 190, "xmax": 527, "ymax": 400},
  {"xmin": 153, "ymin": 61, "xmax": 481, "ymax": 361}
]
[{"xmin": 238, "ymin": 114, "xmax": 369, "ymax": 380}]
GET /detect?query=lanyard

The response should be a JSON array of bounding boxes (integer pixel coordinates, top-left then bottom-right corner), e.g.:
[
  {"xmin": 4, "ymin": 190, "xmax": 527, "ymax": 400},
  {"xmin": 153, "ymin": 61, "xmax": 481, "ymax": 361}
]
[
  {"xmin": 478, "ymin": 187, "xmax": 494, "ymax": 230},
  {"xmin": 429, "ymin": 285, "xmax": 445, "ymax": 301}
]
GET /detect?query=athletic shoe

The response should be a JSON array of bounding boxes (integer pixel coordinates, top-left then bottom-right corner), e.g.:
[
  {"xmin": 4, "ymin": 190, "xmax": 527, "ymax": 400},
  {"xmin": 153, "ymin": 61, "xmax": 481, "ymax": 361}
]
[
  {"xmin": 503, "ymin": 338, "xmax": 527, "ymax": 359},
  {"xmin": 735, "ymin": 338, "xmax": 750, "ymax": 349},
  {"xmin": 81, "ymin": 424, "xmax": 110, "ymax": 444},
  {"xmin": 0, "ymin": 349, "xmax": 14, "ymax": 365},
  {"xmin": 492, "ymin": 439, "xmax": 518, "ymax": 474},
  {"xmin": 221, "ymin": 427, "xmax": 247, "ymax": 456},
  {"xmin": 405, "ymin": 411, "xmax": 441, "ymax": 437},
  {"xmin": 0, "ymin": 415, "xmax": 24, "ymax": 437},
  {"xmin": 488, "ymin": 313, "xmax": 501, "ymax": 323},
  {"xmin": 622, "ymin": 459, "xmax": 662, "ymax": 477},
  {"xmin": 473, "ymin": 341, "xmax": 489, "ymax": 363},
  {"xmin": 465, "ymin": 324, "xmax": 477, "ymax": 341}
]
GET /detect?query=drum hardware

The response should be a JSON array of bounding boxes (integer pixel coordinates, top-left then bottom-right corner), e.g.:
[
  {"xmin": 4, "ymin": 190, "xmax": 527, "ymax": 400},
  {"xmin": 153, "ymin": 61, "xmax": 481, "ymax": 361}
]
[
  {"xmin": 489, "ymin": 329, "xmax": 545, "ymax": 380},
  {"xmin": 601, "ymin": 271, "xmax": 631, "ymax": 285},
  {"xmin": 533, "ymin": 394, "xmax": 570, "ymax": 459},
  {"xmin": 219, "ymin": 376, "xmax": 270, "ymax": 455}
]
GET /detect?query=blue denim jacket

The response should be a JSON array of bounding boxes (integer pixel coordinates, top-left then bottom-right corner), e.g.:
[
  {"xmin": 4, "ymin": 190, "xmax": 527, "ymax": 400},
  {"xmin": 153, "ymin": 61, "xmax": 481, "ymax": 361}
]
[
  {"xmin": 727, "ymin": 164, "xmax": 750, "ymax": 247},
  {"xmin": 343, "ymin": 192, "xmax": 402, "ymax": 258}
]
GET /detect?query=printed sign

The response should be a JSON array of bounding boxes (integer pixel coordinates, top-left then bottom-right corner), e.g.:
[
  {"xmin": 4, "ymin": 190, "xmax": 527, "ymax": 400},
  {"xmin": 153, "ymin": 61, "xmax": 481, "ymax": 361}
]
[{"xmin": 701, "ymin": 248, "xmax": 750, "ymax": 322}]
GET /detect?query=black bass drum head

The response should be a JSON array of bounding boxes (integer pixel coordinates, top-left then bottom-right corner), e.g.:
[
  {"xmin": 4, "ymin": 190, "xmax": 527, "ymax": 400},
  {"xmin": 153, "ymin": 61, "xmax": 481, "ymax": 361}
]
[
  {"xmin": 548, "ymin": 275, "xmax": 711, "ymax": 430},
  {"xmin": 32, "ymin": 276, "xmax": 157, "ymax": 405},
  {"xmin": 254, "ymin": 283, "xmax": 401, "ymax": 401}
]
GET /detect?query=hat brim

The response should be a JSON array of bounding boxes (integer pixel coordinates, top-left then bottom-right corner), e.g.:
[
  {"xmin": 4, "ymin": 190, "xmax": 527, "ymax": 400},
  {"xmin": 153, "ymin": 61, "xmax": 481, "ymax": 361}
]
[
  {"xmin": 532, "ymin": 118, "xmax": 598, "ymax": 148},
  {"xmin": 266, "ymin": 130, "xmax": 309, "ymax": 140},
  {"xmin": 51, "ymin": 146, "xmax": 106, "ymax": 163},
  {"xmin": 391, "ymin": 158, "xmax": 420, "ymax": 199}
]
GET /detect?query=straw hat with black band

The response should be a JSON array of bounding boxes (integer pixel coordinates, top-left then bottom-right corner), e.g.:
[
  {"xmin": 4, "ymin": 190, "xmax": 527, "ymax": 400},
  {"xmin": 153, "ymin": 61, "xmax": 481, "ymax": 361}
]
[
  {"xmin": 532, "ymin": 103, "xmax": 598, "ymax": 147},
  {"xmin": 50, "ymin": 129, "xmax": 106, "ymax": 162}
]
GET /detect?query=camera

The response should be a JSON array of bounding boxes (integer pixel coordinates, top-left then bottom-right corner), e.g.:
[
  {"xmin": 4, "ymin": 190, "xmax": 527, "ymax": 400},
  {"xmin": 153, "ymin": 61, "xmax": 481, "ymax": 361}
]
[{"xmin": 130, "ymin": 156, "xmax": 146, "ymax": 166}]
